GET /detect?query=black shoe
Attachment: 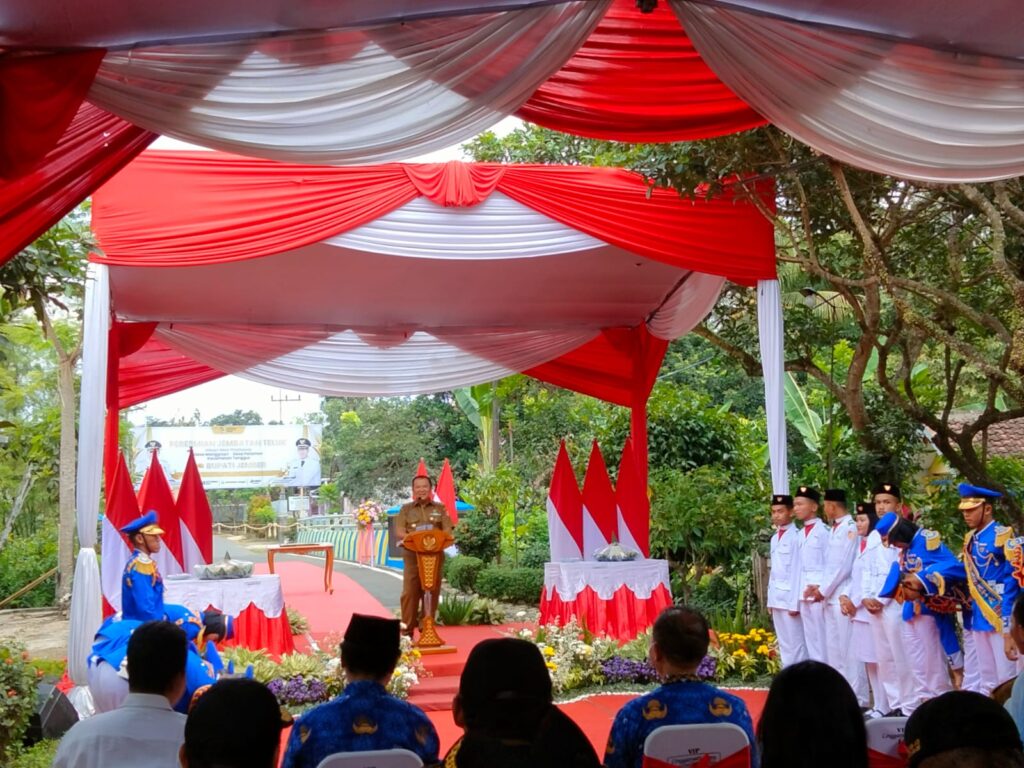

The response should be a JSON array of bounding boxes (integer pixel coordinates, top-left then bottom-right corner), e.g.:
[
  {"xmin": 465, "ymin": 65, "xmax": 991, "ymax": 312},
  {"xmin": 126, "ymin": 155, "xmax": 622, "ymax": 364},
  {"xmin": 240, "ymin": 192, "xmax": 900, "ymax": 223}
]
[{"xmin": 883, "ymin": 709, "xmax": 905, "ymax": 717}]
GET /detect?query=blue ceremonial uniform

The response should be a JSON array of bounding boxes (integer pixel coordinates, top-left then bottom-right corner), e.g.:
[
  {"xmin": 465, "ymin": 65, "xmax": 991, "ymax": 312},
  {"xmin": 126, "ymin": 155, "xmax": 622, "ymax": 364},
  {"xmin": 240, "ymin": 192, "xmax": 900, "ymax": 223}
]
[
  {"xmin": 90, "ymin": 615, "xmax": 141, "ymax": 672},
  {"xmin": 604, "ymin": 681, "xmax": 758, "ymax": 768},
  {"xmin": 281, "ymin": 680, "xmax": 439, "ymax": 768},
  {"xmin": 904, "ymin": 529, "xmax": 966, "ymax": 659},
  {"xmin": 962, "ymin": 521, "xmax": 1018, "ymax": 633},
  {"xmin": 163, "ymin": 604, "xmax": 220, "ymax": 713},
  {"xmin": 121, "ymin": 550, "xmax": 165, "ymax": 622}
]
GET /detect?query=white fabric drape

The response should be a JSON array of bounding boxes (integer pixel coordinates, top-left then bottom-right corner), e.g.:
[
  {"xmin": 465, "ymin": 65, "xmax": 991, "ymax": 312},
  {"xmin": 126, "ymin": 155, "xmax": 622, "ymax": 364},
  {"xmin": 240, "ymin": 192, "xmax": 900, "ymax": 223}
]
[
  {"xmin": 88, "ymin": 3, "xmax": 609, "ymax": 164},
  {"xmin": 647, "ymin": 272, "xmax": 725, "ymax": 340},
  {"xmin": 330, "ymin": 193, "xmax": 606, "ymax": 258},
  {"xmin": 155, "ymin": 325, "xmax": 599, "ymax": 395},
  {"xmin": 672, "ymin": 1, "xmax": 1024, "ymax": 182},
  {"xmin": 67, "ymin": 264, "xmax": 109, "ymax": 718},
  {"xmin": 757, "ymin": 279, "xmax": 788, "ymax": 494}
]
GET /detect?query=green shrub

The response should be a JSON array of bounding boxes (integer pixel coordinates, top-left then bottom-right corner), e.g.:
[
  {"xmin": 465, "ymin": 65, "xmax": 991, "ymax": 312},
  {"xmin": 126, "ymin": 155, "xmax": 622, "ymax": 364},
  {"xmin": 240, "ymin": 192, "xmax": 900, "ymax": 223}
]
[
  {"xmin": 437, "ymin": 593, "xmax": 475, "ymax": 626},
  {"xmin": 466, "ymin": 598, "xmax": 506, "ymax": 625},
  {"xmin": 287, "ymin": 607, "xmax": 309, "ymax": 635},
  {"xmin": 9, "ymin": 739, "xmax": 58, "ymax": 768},
  {"xmin": 0, "ymin": 528, "xmax": 57, "ymax": 608},
  {"xmin": 0, "ymin": 643, "xmax": 40, "ymax": 762},
  {"xmin": 445, "ymin": 555, "xmax": 485, "ymax": 592},
  {"xmin": 453, "ymin": 509, "xmax": 500, "ymax": 563},
  {"xmin": 519, "ymin": 528, "xmax": 550, "ymax": 569},
  {"xmin": 474, "ymin": 567, "xmax": 544, "ymax": 604},
  {"xmin": 247, "ymin": 495, "xmax": 276, "ymax": 527}
]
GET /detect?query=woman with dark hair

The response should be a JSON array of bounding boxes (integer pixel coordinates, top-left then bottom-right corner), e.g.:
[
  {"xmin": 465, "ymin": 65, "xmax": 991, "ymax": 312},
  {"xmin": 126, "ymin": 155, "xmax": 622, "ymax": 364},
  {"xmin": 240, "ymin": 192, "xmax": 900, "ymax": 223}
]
[
  {"xmin": 758, "ymin": 660, "xmax": 868, "ymax": 768},
  {"xmin": 843, "ymin": 501, "xmax": 889, "ymax": 718}
]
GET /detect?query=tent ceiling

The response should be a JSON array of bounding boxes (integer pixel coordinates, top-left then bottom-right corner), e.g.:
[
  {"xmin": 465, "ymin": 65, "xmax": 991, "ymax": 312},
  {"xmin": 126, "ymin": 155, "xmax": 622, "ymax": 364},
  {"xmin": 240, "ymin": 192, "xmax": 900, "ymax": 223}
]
[{"xmin": 108, "ymin": 242, "xmax": 690, "ymax": 329}]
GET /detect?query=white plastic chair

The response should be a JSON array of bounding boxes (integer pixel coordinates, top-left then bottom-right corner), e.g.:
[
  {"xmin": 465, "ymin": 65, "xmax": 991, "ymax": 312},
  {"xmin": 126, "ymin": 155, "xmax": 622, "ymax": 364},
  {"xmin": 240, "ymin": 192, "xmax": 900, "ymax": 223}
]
[
  {"xmin": 315, "ymin": 748, "xmax": 424, "ymax": 768},
  {"xmin": 865, "ymin": 716, "xmax": 907, "ymax": 757},
  {"xmin": 643, "ymin": 722, "xmax": 751, "ymax": 767}
]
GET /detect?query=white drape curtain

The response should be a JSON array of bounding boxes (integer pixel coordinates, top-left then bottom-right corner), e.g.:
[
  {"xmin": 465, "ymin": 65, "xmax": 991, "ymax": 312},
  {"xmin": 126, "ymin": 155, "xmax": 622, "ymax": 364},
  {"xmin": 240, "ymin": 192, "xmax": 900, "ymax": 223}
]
[
  {"xmin": 672, "ymin": 1, "xmax": 1024, "ymax": 182},
  {"xmin": 156, "ymin": 325, "xmax": 600, "ymax": 395},
  {"xmin": 757, "ymin": 279, "xmax": 788, "ymax": 494},
  {"xmin": 647, "ymin": 272, "xmax": 726, "ymax": 340},
  {"xmin": 88, "ymin": 2, "xmax": 609, "ymax": 164},
  {"xmin": 66, "ymin": 264, "xmax": 109, "ymax": 718}
]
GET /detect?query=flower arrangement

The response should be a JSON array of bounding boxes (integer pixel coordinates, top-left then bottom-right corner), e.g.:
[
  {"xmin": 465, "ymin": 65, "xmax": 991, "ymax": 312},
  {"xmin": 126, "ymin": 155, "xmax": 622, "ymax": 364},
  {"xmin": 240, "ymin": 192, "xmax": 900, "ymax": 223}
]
[
  {"xmin": 708, "ymin": 627, "xmax": 781, "ymax": 681},
  {"xmin": 355, "ymin": 500, "xmax": 385, "ymax": 529},
  {"xmin": 511, "ymin": 621, "xmax": 618, "ymax": 694}
]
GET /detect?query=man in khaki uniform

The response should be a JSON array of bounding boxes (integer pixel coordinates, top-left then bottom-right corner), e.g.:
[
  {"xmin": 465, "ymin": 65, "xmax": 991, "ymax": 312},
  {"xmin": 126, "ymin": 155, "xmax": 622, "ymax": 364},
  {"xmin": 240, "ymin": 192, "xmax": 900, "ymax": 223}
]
[{"xmin": 395, "ymin": 474, "xmax": 454, "ymax": 637}]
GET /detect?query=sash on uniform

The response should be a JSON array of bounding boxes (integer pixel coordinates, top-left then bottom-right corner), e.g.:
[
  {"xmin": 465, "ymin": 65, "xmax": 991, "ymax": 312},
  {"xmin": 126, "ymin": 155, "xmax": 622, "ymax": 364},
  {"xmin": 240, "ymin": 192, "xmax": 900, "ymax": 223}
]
[{"xmin": 963, "ymin": 531, "xmax": 1004, "ymax": 632}]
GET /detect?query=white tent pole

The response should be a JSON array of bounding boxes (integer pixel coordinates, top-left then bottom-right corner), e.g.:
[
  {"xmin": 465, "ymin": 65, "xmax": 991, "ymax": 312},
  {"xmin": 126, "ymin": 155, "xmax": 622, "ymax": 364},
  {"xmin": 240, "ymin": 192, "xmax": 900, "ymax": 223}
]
[
  {"xmin": 66, "ymin": 263, "xmax": 110, "ymax": 717},
  {"xmin": 757, "ymin": 279, "xmax": 789, "ymax": 494}
]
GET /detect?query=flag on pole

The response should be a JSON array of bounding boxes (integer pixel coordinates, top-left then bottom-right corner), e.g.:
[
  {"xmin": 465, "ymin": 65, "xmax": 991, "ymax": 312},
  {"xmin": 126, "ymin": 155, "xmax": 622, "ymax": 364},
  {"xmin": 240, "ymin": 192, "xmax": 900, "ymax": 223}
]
[
  {"xmin": 616, "ymin": 437, "xmax": 650, "ymax": 557},
  {"xmin": 177, "ymin": 448, "xmax": 213, "ymax": 571},
  {"xmin": 547, "ymin": 440, "xmax": 583, "ymax": 561},
  {"xmin": 100, "ymin": 452, "xmax": 141, "ymax": 614},
  {"xmin": 415, "ymin": 458, "xmax": 429, "ymax": 480},
  {"xmin": 582, "ymin": 440, "xmax": 617, "ymax": 559},
  {"xmin": 138, "ymin": 447, "xmax": 183, "ymax": 575},
  {"xmin": 436, "ymin": 458, "xmax": 459, "ymax": 525}
]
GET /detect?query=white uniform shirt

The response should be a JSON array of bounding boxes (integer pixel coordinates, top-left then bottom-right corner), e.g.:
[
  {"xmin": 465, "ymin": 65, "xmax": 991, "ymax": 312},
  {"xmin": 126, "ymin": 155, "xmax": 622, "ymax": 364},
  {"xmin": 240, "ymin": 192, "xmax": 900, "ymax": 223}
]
[
  {"xmin": 768, "ymin": 522, "xmax": 801, "ymax": 611},
  {"xmin": 282, "ymin": 454, "xmax": 321, "ymax": 487},
  {"xmin": 848, "ymin": 535, "xmax": 872, "ymax": 624},
  {"xmin": 861, "ymin": 530, "xmax": 897, "ymax": 605},
  {"xmin": 798, "ymin": 518, "xmax": 830, "ymax": 599},
  {"xmin": 821, "ymin": 514, "xmax": 859, "ymax": 604},
  {"xmin": 52, "ymin": 693, "xmax": 186, "ymax": 768}
]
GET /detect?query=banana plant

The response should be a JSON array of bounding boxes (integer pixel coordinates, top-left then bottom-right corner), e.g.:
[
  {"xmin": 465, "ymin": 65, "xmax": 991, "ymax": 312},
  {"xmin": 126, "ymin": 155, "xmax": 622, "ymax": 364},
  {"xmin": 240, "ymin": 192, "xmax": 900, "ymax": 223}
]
[{"xmin": 454, "ymin": 382, "xmax": 500, "ymax": 472}]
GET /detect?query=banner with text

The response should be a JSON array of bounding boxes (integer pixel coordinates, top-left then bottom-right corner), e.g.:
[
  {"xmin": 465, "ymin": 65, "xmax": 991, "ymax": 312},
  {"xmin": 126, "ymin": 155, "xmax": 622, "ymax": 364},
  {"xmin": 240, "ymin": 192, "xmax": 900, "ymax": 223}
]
[{"xmin": 131, "ymin": 424, "xmax": 323, "ymax": 489}]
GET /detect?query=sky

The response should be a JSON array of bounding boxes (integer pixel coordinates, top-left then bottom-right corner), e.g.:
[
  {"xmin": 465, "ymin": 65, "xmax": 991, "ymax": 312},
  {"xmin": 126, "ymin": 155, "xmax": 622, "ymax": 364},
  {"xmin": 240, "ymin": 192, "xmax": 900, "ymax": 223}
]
[{"xmin": 130, "ymin": 117, "xmax": 523, "ymax": 426}]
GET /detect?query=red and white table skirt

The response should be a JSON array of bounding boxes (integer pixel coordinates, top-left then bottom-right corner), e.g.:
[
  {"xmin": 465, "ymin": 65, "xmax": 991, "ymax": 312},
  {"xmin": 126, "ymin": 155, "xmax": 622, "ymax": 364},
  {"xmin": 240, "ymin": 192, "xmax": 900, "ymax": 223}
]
[
  {"xmin": 165, "ymin": 574, "xmax": 295, "ymax": 656},
  {"xmin": 539, "ymin": 560, "xmax": 673, "ymax": 642}
]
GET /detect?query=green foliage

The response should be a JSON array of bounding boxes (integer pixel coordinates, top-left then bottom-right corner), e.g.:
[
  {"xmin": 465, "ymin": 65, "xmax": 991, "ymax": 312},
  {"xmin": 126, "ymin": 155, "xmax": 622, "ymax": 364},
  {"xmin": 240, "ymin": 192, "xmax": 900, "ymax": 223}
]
[
  {"xmin": 0, "ymin": 643, "xmax": 40, "ymax": 762},
  {"xmin": 436, "ymin": 593, "xmax": 475, "ymax": 626},
  {"xmin": 474, "ymin": 566, "xmax": 544, "ymax": 604},
  {"xmin": 218, "ymin": 647, "xmax": 279, "ymax": 684},
  {"xmin": 247, "ymin": 495, "xmax": 275, "ymax": 526},
  {"xmin": 689, "ymin": 573, "xmax": 739, "ymax": 620},
  {"xmin": 452, "ymin": 509, "xmax": 500, "ymax": 564},
  {"xmin": 8, "ymin": 739, "xmax": 58, "ymax": 768},
  {"xmin": 316, "ymin": 482, "xmax": 341, "ymax": 514},
  {"xmin": 287, "ymin": 607, "xmax": 309, "ymax": 635},
  {"xmin": 461, "ymin": 463, "xmax": 541, "ymax": 565},
  {"xmin": 444, "ymin": 555, "xmax": 485, "ymax": 591},
  {"xmin": 465, "ymin": 597, "xmax": 506, "ymax": 625},
  {"xmin": 209, "ymin": 409, "xmax": 263, "ymax": 425},
  {"xmin": 0, "ymin": 526, "xmax": 57, "ymax": 607}
]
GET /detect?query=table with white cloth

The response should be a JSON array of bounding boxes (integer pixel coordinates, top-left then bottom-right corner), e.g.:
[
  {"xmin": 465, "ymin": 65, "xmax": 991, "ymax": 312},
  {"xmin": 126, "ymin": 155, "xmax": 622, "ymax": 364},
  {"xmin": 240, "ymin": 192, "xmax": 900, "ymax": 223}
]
[
  {"xmin": 539, "ymin": 560, "xmax": 672, "ymax": 641},
  {"xmin": 164, "ymin": 574, "xmax": 295, "ymax": 656}
]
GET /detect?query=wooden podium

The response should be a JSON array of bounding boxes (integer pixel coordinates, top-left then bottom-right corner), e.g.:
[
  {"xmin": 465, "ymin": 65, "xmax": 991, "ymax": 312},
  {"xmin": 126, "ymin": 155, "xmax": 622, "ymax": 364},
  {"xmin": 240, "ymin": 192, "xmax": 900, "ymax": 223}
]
[{"xmin": 403, "ymin": 528, "xmax": 456, "ymax": 654}]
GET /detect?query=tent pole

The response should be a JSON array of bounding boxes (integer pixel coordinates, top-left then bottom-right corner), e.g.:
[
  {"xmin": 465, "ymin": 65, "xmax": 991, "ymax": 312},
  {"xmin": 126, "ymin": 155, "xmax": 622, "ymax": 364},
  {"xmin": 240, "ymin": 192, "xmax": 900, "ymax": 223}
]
[{"xmin": 757, "ymin": 279, "xmax": 789, "ymax": 493}]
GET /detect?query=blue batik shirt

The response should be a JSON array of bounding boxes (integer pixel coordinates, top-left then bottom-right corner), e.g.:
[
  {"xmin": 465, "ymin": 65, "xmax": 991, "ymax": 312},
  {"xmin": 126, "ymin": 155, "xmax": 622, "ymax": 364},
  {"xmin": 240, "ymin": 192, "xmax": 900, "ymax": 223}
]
[
  {"xmin": 281, "ymin": 680, "xmax": 439, "ymax": 768},
  {"xmin": 121, "ymin": 550, "xmax": 165, "ymax": 622},
  {"xmin": 962, "ymin": 520, "xmax": 1018, "ymax": 633},
  {"xmin": 604, "ymin": 680, "xmax": 759, "ymax": 768}
]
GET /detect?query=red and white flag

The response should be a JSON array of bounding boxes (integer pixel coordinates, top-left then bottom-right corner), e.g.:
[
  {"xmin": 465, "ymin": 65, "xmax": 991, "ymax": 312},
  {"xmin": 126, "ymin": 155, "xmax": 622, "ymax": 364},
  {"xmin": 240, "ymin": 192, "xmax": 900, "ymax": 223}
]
[
  {"xmin": 100, "ymin": 452, "xmax": 141, "ymax": 614},
  {"xmin": 436, "ymin": 458, "xmax": 459, "ymax": 525},
  {"xmin": 547, "ymin": 440, "xmax": 583, "ymax": 561},
  {"xmin": 138, "ymin": 447, "xmax": 184, "ymax": 575},
  {"xmin": 582, "ymin": 440, "xmax": 617, "ymax": 559},
  {"xmin": 177, "ymin": 448, "xmax": 213, "ymax": 572},
  {"xmin": 616, "ymin": 437, "xmax": 650, "ymax": 557}
]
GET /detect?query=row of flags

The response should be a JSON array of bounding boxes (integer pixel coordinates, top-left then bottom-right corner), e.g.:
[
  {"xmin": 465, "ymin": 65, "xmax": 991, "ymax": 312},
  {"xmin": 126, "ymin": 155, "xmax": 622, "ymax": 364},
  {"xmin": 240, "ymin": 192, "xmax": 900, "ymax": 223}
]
[
  {"xmin": 547, "ymin": 439, "xmax": 650, "ymax": 560},
  {"xmin": 101, "ymin": 448, "xmax": 213, "ymax": 612}
]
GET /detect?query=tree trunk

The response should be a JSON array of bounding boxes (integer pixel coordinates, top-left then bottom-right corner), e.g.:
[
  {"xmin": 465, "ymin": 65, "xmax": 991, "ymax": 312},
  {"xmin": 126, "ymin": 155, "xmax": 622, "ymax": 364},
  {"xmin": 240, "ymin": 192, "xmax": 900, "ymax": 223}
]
[
  {"xmin": 488, "ymin": 395, "xmax": 501, "ymax": 472},
  {"xmin": 55, "ymin": 353, "xmax": 78, "ymax": 603}
]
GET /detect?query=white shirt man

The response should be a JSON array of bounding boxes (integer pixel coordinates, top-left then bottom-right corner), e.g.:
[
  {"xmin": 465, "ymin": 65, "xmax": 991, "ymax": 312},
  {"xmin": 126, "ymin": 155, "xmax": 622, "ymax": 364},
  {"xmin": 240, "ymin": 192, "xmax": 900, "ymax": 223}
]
[
  {"xmin": 53, "ymin": 621, "xmax": 188, "ymax": 768},
  {"xmin": 282, "ymin": 437, "xmax": 321, "ymax": 488},
  {"xmin": 767, "ymin": 493, "xmax": 807, "ymax": 667},
  {"xmin": 819, "ymin": 489, "xmax": 867, "ymax": 704},
  {"xmin": 795, "ymin": 486, "xmax": 830, "ymax": 663}
]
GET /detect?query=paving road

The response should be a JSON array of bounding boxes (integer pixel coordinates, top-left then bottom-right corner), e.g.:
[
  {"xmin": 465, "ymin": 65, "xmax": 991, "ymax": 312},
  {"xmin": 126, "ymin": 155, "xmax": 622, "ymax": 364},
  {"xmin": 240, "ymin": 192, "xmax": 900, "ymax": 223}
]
[{"xmin": 212, "ymin": 534, "xmax": 403, "ymax": 611}]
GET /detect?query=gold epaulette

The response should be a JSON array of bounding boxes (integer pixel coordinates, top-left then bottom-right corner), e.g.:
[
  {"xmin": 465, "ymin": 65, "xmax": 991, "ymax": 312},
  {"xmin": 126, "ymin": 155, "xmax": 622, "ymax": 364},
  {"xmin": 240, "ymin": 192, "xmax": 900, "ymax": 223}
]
[
  {"xmin": 922, "ymin": 529, "xmax": 942, "ymax": 551},
  {"xmin": 996, "ymin": 525, "xmax": 1014, "ymax": 549},
  {"xmin": 128, "ymin": 558, "xmax": 158, "ymax": 576}
]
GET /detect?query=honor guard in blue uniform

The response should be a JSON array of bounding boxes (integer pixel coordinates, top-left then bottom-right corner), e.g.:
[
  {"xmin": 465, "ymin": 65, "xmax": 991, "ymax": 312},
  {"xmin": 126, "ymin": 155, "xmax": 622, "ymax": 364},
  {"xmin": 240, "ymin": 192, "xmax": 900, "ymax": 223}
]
[
  {"xmin": 605, "ymin": 607, "xmax": 758, "ymax": 768},
  {"xmin": 877, "ymin": 512, "xmax": 963, "ymax": 712},
  {"xmin": 120, "ymin": 511, "xmax": 167, "ymax": 622},
  {"xmin": 281, "ymin": 614, "xmax": 439, "ymax": 768},
  {"xmin": 86, "ymin": 615, "xmax": 141, "ymax": 712},
  {"xmin": 164, "ymin": 604, "xmax": 221, "ymax": 713},
  {"xmin": 957, "ymin": 483, "xmax": 1019, "ymax": 695}
]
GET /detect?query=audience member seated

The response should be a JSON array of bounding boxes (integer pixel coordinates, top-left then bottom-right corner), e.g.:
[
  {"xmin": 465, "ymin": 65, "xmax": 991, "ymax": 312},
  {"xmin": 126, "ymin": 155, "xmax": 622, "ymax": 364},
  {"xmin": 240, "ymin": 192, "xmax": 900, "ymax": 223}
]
[
  {"xmin": 281, "ymin": 613, "xmax": 439, "ymax": 768},
  {"xmin": 53, "ymin": 620, "xmax": 188, "ymax": 768},
  {"xmin": 180, "ymin": 678, "xmax": 290, "ymax": 768},
  {"xmin": 905, "ymin": 690, "xmax": 1024, "ymax": 768},
  {"xmin": 604, "ymin": 606, "xmax": 758, "ymax": 768},
  {"xmin": 443, "ymin": 638, "xmax": 601, "ymax": 768},
  {"xmin": 757, "ymin": 660, "xmax": 866, "ymax": 768}
]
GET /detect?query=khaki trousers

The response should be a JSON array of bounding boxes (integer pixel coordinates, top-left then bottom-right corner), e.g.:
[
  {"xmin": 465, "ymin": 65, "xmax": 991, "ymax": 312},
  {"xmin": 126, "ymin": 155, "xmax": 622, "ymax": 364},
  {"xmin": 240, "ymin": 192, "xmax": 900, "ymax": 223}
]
[{"xmin": 401, "ymin": 550, "xmax": 443, "ymax": 634}]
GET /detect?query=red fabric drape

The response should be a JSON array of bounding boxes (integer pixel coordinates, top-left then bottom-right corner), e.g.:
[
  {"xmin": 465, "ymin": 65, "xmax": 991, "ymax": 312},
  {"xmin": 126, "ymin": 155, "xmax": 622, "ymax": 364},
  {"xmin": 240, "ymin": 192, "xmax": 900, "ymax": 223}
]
[
  {"xmin": 517, "ymin": 0, "xmax": 765, "ymax": 142},
  {"xmin": 0, "ymin": 50, "xmax": 106, "ymax": 179},
  {"xmin": 91, "ymin": 152, "xmax": 775, "ymax": 285},
  {"xmin": 218, "ymin": 602, "xmax": 295, "ymax": 658},
  {"xmin": 539, "ymin": 583, "xmax": 672, "ymax": 642},
  {"xmin": 0, "ymin": 103, "xmax": 154, "ymax": 268}
]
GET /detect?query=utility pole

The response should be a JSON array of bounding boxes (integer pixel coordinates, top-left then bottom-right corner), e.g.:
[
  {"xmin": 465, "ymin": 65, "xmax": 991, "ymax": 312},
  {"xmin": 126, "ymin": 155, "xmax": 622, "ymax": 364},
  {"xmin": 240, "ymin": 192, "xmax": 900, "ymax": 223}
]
[{"xmin": 271, "ymin": 390, "xmax": 301, "ymax": 424}]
